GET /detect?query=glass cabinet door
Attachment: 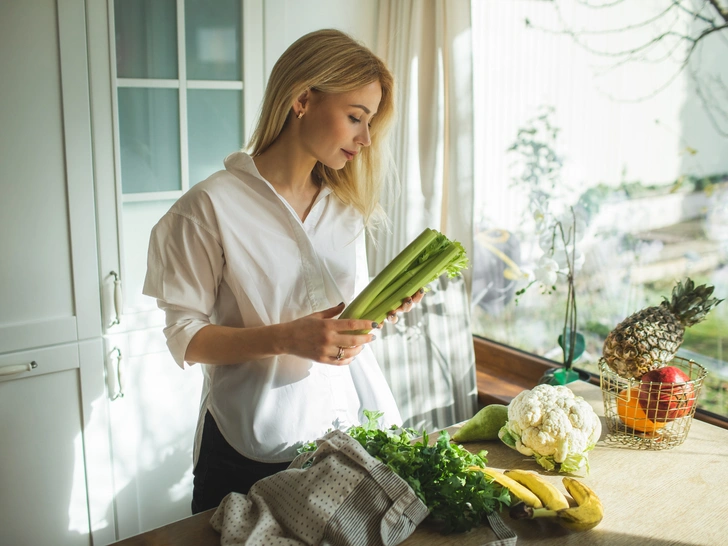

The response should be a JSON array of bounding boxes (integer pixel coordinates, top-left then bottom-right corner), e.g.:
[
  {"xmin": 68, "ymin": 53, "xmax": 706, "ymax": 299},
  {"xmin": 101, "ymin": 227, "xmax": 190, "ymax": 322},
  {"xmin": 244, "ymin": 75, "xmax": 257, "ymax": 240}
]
[
  {"xmin": 187, "ymin": 89, "xmax": 243, "ymax": 185},
  {"xmin": 118, "ymin": 87, "xmax": 181, "ymax": 194},
  {"xmin": 114, "ymin": 0, "xmax": 178, "ymax": 79},
  {"xmin": 92, "ymin": 1, "xmax": 261, "ymax": 538},
  {"xmin": 112, "ymin": 0, "xmax": 244, "ymax": 318},
  {"xmin": 185, "ymin": 0, "xmax": 242, "ymax": 81}
]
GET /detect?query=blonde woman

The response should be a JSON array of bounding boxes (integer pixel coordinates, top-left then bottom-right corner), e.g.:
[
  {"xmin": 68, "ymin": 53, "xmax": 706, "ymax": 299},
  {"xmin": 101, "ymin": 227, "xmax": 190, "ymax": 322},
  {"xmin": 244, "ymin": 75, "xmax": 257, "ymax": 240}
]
[{"xmin": 143, "ymin": 29, "xmax": 423, "ymax": 513}]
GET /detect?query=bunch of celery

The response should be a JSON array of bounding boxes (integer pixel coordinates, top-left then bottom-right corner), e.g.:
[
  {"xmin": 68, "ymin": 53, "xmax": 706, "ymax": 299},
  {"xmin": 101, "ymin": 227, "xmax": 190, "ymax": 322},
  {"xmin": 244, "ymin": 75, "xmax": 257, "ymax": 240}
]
[{"xmin": 340, "ymin": 228, "xmax": 468, "ymax": 325}]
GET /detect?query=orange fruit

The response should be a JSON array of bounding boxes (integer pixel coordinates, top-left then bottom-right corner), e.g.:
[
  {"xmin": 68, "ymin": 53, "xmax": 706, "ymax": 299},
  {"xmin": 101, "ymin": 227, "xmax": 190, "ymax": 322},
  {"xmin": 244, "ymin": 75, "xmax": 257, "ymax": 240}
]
[{"xmin": 616, "ymin": 387, "xmax": 667, "ymax": 433}]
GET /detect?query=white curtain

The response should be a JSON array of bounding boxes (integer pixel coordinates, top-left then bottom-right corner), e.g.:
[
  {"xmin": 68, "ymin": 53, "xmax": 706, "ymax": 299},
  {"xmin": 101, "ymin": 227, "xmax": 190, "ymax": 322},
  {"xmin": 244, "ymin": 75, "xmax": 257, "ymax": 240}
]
[
  {"xmin": 368, "ymin": 0, "xmax": 479, "ymax": 430},
  {"xmin": 369, "ymin": 0, "xmax": 474, "ymax": 293}
]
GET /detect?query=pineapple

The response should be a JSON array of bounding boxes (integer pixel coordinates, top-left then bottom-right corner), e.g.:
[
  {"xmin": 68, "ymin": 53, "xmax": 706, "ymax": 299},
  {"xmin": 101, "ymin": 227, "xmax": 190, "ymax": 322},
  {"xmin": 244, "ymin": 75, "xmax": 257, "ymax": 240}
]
[{"xmin": 602, "ymin": 278, "xmax": 723, "ymax": 379}]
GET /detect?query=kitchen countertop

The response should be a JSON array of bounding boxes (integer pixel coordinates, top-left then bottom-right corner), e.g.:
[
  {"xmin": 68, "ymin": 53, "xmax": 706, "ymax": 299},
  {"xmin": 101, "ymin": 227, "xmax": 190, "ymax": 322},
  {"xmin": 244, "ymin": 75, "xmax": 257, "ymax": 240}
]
[{"xmin": 113, "ymin": 381, "xmax": 728, "ymax": 545}]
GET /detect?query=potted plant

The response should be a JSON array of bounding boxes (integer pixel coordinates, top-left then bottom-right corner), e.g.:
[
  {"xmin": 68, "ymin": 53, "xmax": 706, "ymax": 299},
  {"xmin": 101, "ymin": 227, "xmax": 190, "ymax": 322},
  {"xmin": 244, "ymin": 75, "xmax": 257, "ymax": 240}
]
[{"xmin": 509, "ymin": 106, "xmax": 588, "ymax": 384}]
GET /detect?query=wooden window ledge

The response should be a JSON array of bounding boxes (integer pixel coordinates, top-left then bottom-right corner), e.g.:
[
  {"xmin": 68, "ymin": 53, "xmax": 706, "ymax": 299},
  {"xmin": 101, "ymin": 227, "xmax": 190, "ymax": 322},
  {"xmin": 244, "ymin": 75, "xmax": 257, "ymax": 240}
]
[{"xmin": 474, "ymin": 336, "xmax": 571, "ymax": 406}]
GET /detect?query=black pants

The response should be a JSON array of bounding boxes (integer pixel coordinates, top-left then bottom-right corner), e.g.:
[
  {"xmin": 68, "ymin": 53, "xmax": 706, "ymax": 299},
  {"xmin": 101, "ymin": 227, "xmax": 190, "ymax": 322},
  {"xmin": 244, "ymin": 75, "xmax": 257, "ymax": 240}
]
[{"xmin": 191, "ymin": 411, "xmax": 292, "ymax": 514}]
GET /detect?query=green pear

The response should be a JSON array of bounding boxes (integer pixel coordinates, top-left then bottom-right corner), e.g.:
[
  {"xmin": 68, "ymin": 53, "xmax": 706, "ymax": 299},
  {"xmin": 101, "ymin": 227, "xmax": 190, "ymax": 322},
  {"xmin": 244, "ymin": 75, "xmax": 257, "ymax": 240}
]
[{"xmin": 452, "ymin": 404, "xmax": 509, "ymax": 442}]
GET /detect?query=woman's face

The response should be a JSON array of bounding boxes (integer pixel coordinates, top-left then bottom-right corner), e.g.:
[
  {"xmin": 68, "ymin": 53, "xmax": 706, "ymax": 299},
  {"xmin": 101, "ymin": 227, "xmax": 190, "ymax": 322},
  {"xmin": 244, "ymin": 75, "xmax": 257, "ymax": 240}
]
[{"xmin": 300, "ymin": 80, "xmax": 382, "ymax": 170}]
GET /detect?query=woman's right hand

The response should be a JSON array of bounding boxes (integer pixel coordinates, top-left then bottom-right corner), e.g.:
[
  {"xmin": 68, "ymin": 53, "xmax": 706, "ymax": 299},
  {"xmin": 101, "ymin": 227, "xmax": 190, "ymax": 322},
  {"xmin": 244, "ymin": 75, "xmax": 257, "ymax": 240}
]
[{"xmin": 279, "ymin": 302, "xmax": 378, "ymax": 365}]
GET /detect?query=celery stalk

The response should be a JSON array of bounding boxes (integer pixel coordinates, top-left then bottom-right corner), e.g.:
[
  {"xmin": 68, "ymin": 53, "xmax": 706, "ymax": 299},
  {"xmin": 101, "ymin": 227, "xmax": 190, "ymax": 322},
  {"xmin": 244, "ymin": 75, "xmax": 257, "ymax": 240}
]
[
  {"xmin": 363, "ymin": 255, "xmax": 435, "ymax": 313},
  {"xmin": 340, "ymin": 228, "xmax": 438, "ymax": 320},
  {"xmin": 339, "ymin": 229, "xmax": 468, "ymax": 334},
  {"xmin": 356, "ymin": 231, "xmax": 454, "ymax": 315},
  {"xmin": 359, "ymin": 243, "xmax": 463, "ymax": 324}
]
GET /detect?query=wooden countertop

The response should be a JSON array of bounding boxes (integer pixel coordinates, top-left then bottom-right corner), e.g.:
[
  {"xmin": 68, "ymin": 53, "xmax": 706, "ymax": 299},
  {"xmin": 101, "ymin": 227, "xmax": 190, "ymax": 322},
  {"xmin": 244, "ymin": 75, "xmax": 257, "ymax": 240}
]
[{"xmin": 113, "ymin": 381, "xmax": 728, "ymax": 545}]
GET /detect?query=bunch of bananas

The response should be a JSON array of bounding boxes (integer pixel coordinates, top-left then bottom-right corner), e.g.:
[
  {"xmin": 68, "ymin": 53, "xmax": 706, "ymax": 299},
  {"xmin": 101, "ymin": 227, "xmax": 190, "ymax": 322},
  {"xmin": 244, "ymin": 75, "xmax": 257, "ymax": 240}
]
[{"xmin": 469, "ymin": 467, "xmax": 604, "ymax": 532}]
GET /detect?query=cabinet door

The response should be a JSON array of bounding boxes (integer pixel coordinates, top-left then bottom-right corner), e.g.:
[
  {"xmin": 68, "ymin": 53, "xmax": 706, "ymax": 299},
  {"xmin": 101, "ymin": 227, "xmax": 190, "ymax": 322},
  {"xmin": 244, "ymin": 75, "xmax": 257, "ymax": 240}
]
[
  {"xmin": 90, "ymin": 0, "xmax": 264, "ymax": 334},
  {"xmin": 0, "ymin": 0, "xmax": 100, "ymax": 352},
  {"xmin": 0, "ymin": 346, "xmax": 90, "ymax": 546},
  {"xmin": 105, "ymin": 329, "xmax": 203, "ymax": 539},
  {"xmin": 0, "ymin": 1, "xmax": 115, "ymax": 545},
  {"xmin": 86, "ymin": 0, "xmax": 263, "ymax": 537}
]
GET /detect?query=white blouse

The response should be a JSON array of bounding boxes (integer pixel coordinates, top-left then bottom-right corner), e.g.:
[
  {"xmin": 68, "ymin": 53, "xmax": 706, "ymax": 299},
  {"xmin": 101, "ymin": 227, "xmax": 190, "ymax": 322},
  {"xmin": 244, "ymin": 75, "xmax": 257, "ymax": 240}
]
[{"xmin": 143, "ymin": 152, "xmax": 401, "ymax": 463}]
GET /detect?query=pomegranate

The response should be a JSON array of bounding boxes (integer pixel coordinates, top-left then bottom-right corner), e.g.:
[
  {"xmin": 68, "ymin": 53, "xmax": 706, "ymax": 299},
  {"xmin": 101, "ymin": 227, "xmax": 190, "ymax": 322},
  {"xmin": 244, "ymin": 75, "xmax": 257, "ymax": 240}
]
[{"xmin": 637, "ymin": 366, "xmax": 695, "ymax": 422}]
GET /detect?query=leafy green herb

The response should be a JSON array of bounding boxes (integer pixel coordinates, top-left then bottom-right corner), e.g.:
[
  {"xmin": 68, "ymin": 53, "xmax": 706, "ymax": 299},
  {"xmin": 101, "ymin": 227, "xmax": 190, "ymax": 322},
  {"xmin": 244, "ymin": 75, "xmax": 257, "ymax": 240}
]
[{"xmin": 298, "ymin": 410, "xmax": 510, "ymax": 533}]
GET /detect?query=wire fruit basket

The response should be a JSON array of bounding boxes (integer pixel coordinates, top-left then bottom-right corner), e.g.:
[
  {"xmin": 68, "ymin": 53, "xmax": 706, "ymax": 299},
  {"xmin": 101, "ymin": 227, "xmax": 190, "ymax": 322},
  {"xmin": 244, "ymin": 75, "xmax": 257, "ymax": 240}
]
[{"xmin": 599, "ymin": 356, "xmax": 707, "ymax": 450}]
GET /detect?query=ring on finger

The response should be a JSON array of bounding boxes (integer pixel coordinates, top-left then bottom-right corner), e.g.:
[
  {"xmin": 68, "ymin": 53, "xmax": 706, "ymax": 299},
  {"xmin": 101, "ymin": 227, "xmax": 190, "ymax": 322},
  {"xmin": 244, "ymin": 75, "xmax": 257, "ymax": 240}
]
[{"xmin": 335, "ymin": 346, "xmax": 345, "ymax": 361}]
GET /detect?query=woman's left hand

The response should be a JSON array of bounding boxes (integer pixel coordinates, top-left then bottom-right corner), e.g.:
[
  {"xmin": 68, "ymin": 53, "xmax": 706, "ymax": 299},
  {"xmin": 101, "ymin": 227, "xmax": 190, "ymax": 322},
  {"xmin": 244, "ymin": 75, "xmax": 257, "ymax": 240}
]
[{"xmin": 378, "ymin": 287, "xmax": 426, "ymax": 327}]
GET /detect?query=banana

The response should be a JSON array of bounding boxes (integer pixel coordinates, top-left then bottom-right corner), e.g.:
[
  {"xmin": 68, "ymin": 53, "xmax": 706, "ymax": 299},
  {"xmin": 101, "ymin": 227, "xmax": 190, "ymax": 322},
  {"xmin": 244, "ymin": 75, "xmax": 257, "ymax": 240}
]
[
  {"xmin": 503, "ymin": 469, "xmax": 570, "ymax": 511},
  {"xmin": 468, "ymin": 466, "xmax": 543, "ymax": 508},
  {"xmin": 557, "ymin": 477, "xmax": 604, "ymax": 532},
  {"xmin": 509, "ymin": 477, "xmax": 604, "ymax": 532}
]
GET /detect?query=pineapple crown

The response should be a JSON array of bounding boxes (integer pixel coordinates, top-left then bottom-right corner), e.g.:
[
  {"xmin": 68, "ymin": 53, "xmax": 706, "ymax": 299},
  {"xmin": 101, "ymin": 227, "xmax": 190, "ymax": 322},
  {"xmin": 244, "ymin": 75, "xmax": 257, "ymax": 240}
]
[{"xmin": 661, "ymin": 277, "xmax": 724, "ymax": 327}]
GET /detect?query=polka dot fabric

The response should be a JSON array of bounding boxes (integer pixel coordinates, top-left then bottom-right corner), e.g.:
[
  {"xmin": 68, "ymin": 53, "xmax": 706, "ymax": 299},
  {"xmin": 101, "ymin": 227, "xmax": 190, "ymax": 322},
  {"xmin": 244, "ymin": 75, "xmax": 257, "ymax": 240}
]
[{"xmin": 210, "ymin": 429, "xmax": 429, "ymax": 546}]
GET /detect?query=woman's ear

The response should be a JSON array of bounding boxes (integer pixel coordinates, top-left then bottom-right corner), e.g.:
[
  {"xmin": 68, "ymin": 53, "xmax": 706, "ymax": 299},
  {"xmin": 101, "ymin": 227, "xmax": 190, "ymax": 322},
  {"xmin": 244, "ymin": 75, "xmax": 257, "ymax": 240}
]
[{"xmin": 293, "ymin": 89, "xmax": 311, "ymax": 115}]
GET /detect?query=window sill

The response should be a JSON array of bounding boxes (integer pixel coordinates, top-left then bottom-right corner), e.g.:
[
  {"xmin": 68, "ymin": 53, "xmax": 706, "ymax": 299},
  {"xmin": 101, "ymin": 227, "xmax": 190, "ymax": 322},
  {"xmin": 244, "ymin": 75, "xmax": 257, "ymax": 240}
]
[
  {"xmin": 473, "ymin": 335, "xmax": 728, "ymax": 431},
  {"xmin": 474, "ymin": 336, "xmax": 576, "ymax": 406}
]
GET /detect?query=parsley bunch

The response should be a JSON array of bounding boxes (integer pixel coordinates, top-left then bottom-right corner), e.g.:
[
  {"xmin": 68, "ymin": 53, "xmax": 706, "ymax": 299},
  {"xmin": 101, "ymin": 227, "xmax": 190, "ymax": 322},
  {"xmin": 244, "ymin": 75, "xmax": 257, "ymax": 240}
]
[{"xmin": 298, "ymin": 410, "xmax": 510, "ymax": 533}]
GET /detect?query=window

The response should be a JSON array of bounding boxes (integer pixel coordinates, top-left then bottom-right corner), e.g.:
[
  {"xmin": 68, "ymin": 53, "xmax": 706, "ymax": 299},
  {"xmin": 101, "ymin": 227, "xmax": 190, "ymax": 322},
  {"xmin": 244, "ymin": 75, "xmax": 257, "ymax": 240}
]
[{"xmin": 471, "ymin": 1, "xmax": 728, "ymax": 420}]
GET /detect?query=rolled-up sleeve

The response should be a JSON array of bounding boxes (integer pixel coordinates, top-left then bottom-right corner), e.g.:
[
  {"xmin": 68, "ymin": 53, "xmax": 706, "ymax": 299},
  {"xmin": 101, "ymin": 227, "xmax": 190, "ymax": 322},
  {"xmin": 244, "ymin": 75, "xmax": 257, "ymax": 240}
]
[
  {"xmin": 143, "ymin": 210, "xmax": 224, "ymax": 368},
  {"xmin": 158, "ymin": 304, "xmax": 210, "ymax": 368}
]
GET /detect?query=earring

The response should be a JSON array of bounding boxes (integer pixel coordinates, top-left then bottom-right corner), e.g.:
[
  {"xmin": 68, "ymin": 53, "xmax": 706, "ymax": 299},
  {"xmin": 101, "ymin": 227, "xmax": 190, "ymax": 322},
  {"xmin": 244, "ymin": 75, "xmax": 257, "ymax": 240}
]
[{"xmin": 297, "ymin": 111, "xmax": 304, "ymax": 119}]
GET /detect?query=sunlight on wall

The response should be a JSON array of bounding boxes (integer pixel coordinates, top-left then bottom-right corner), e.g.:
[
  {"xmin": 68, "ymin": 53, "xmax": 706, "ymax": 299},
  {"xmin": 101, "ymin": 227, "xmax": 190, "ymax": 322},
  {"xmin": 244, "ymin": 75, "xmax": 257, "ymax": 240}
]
[
  {"xmin": 169, "ymin": 463, "xmax": 195, "ymax": 503},
  {"xmin": 66, "ymin": 325, "xmax": 203, "ymax": 540},
  {"xmin": 110, "ymin": 352, "xmax": 193, "ymax": 472},
  {"xmin": 68, "ymin": 394, "xmax": 115, "ymax": 534},
  {"xmin": 69, "ymin": 433, "xmax": 96, "ymax": 534},
  {"xmin": 106, "ymin": 330, "xmax": 202, "ymax": 537}
]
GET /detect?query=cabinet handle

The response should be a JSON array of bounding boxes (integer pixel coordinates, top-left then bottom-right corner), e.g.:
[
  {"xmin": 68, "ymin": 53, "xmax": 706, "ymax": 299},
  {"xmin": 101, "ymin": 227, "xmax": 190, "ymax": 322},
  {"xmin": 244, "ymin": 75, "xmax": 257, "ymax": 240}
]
[
  {"xmin": 110, "ymin": 347, "xmax": 124, "ymax": 400},
  {"xmin": 0, "ymin": 361, "xmax": 38, "ymax": 377},
  {"xmin": 109, "ymin": 271, "xmax": 123, "ymax": 327}
]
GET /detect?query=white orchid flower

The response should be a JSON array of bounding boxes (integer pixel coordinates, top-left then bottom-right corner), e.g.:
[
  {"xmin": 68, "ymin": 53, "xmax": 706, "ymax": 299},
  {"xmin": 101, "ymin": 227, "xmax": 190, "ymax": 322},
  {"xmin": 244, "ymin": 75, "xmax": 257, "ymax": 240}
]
[
  {"xmin": 533, "ymin": 208, "xmax": 546, "ymax": 227},
  {"xmin": 534, "ymin": 255, "xmax": 559, "ymax": 287},
  {"xmin": 529, "ymin": 194, "xmax": 550, "ymax": 230},
  {"xmin": 519, "ymin": 267, "xmax": 536, "ymax": 284}
]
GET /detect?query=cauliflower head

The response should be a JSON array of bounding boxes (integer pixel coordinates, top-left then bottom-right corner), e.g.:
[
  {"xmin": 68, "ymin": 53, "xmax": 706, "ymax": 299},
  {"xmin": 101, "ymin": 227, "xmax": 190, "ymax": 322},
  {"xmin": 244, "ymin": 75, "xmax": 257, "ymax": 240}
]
[{"xmin": 497, "ymin": 384, "xmax": 601, "ymax": 474}]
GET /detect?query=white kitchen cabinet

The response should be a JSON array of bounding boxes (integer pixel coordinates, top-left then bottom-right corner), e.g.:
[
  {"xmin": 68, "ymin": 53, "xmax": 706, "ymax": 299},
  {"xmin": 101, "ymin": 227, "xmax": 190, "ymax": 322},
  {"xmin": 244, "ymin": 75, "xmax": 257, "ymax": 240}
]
[
  {"xmin": 0, "ymin": 345, "xmax": 101, "ymax": 546},
  {"xmin": 0, "ymin": 1, "xmax": 114, "ymax": 544},
  {"xmin": 103, "ymin": 330, "xmax": 203, "ymax": 539},
  {"xmin": 0, "ymin": 0, "xmax": 98, "ymax": 350},
  {"xmin": 0, "ymin": 354, "xmax": 87, "ymax": 546},
  {"xmin": 85, "ymin": 0, "xmax": 262, "ymax": 540}
]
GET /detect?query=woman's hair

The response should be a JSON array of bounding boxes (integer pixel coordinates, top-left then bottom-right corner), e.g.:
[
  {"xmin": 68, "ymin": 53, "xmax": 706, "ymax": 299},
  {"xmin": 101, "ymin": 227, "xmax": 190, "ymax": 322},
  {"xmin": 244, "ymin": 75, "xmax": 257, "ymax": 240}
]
[{"xmin": 247, "ymin": 29, "xmax": 395, "ymax": 226}]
